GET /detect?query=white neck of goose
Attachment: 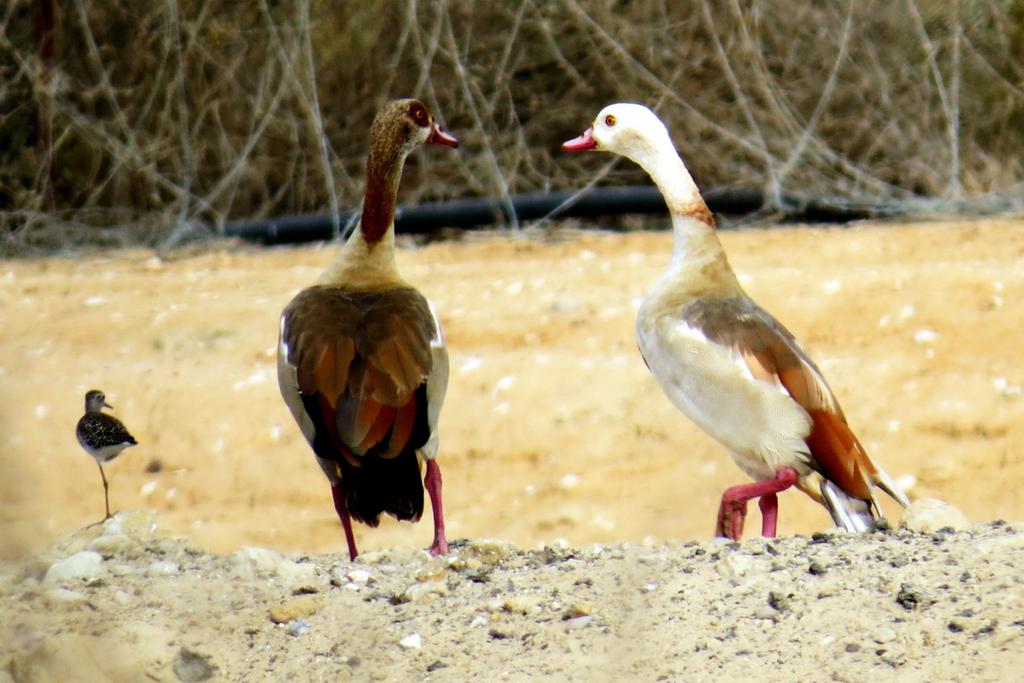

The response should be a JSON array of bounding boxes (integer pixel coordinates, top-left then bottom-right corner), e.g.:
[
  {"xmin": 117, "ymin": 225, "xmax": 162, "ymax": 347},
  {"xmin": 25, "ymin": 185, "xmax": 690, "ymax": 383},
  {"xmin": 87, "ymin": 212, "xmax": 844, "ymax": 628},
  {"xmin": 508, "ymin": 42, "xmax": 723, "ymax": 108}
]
[{"xmin": 618, "ymin": 130, "xmax": 720, "ymax": 267}]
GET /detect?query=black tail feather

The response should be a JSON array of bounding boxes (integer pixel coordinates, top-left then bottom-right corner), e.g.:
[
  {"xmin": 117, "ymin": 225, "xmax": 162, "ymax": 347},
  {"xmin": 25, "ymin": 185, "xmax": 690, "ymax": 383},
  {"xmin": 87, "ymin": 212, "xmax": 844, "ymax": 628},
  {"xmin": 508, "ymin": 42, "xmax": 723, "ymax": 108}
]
[
  {"xmin": 339, "ymin": 448, "xmax": 424, "ymax": 526},
  {"xmin": 302, "ymin": 384, "xmax": 431, "ymax": 527}
]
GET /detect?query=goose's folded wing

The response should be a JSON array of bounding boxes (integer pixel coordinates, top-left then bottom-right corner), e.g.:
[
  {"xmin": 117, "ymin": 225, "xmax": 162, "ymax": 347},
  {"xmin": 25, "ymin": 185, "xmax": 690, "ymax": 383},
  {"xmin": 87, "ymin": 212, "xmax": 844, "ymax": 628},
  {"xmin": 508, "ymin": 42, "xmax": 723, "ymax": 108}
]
[
  {"xmin": 279, "ymin": 286, "xmax": 438, "ymax": 464},
  {"xmin": 682, "ymin": 297, "xmax": 894, "ymax": 503}
]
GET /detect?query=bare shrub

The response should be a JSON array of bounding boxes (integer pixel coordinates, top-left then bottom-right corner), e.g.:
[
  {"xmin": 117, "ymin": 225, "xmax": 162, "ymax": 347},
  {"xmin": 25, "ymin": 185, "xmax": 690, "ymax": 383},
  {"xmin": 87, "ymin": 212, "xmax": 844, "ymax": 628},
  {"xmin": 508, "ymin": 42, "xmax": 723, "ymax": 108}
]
[{"xmin": 1, "ymin": 0, "xmax": 1022, "ymax": 251}]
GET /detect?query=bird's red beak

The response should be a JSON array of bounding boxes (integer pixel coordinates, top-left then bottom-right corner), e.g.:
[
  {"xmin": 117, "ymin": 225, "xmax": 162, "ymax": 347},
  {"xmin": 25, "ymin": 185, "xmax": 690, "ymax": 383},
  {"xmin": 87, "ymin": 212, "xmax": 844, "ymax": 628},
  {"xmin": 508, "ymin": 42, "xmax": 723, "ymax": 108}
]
[
  {"xmin": 427, "ymin": 123, "xmax": 459, "ymax": 148},
  {"xmin": 562, "ymin": 127, "xmax": 597, "ymax": 151}
]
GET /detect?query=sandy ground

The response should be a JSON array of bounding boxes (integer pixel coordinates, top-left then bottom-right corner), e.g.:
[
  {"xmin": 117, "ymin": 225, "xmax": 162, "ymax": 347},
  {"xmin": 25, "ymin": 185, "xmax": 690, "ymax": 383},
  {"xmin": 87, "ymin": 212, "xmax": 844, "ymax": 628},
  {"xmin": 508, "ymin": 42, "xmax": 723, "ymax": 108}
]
[
  {"xmin": 2, "ymin": 510, "xmax": 1022, "ymax": 681},
  {"xmin": 1, "ymin": 218, "xmax": 1023, "ymax": 680}
]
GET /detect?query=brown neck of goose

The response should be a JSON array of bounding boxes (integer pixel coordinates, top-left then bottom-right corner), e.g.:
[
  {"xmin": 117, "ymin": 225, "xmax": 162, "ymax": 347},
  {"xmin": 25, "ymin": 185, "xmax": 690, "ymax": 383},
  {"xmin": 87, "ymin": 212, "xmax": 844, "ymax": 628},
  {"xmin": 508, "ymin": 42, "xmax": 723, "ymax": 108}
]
[{"xmin": 359, "ymin": 138, "xmax": 405, "ymax": 245}]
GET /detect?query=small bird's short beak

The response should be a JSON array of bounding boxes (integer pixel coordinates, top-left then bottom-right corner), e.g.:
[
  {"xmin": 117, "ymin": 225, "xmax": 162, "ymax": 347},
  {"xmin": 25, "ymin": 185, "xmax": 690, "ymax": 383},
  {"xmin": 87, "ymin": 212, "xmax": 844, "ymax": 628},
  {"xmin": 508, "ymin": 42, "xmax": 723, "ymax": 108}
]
[
  {"xmin": 103, "ymin": 401, "xmax": 114, "ymax": 409},
  {"xmin": 427, "ymin": 124, "xmax": 459, "ymax": 148},
  {"xmin": 561, "ymin": 127, "xmax": 597, "ymax": 151}
]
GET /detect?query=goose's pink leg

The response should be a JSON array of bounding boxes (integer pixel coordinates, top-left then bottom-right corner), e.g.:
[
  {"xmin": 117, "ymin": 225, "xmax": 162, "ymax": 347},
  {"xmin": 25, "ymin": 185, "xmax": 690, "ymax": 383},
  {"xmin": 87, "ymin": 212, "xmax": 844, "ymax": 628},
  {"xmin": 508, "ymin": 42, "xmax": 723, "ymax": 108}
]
[
  {"xmin": 424, "ymin": 460, "xmax": 449, "ymax": 556},
  {"xmin": 331, "ymin": 484, "xmax": 359, "ymax": 561},
  {"xmin": 759, "ymin": 493, "xmax": 779, "ymax": 537},
  {"xmin": 715, "ymin": 467, "xmax": 799, "ymax": 540}
]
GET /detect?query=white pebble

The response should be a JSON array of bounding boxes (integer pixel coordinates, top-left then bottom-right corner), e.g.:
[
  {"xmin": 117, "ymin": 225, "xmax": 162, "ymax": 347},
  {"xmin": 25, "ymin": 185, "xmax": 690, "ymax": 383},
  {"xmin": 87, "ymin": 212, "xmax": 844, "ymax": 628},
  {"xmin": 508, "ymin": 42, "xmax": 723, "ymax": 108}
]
[
  {"xmin": 346, "ymin": 569, "xmax": 371, "ymax": 585},
  {"xmin": 146, "ymin": 561, "xmax": 180, "ymax": 576},
  {"xmin": 492, "ymin": 376, "xmax": 516, "ymax": 395},
  {"xmin": 559, "ymin": 473, "xmax": 579, "ymax": 489},
  {"xmin": 399, "ymin": 633, "xmax": 422, "ymax": 649},
  {"xmin": 912, "ymin": 329, "xmax": 938, "ymax": 344},
  {"xmin": 44, "ymin": 551, "xmax": 106, "ymax": 585},
  {"xmin": 564, "ymin": 616, "xmax": 593, "ymax": 630},
  {"xmin": 822, "ymin": 279, "xmax": 842, "ymax": 294},
  {"xmin": 874, "ymin": 626, "xmax": 898, "ymax": 643},
  {"xmin": 288, "ymin": 620, "xmax": 310, "ymax": 637},
  {"xmin": 993, "ymin": 377, "xmax": 1022, "ymax": 396}
]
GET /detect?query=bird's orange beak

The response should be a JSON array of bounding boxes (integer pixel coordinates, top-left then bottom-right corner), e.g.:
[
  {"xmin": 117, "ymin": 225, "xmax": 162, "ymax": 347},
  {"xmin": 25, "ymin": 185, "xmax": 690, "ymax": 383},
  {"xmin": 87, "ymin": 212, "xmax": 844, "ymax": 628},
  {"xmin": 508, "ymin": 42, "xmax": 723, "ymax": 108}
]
[
  {"xmin": 562, "ymin": 127, "xmax": 597, "ymax": 151},
  {"xmin": 427, "ymin": 124, "xmax": 459, "ymax": 148}
]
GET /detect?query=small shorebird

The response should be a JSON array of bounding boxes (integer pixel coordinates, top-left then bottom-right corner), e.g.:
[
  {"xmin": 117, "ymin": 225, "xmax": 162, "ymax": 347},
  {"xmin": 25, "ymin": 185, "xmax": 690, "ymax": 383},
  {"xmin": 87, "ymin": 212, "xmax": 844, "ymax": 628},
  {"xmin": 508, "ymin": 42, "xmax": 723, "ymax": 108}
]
[
  {"xmin": 277, "ymin": 99, "xmax": 457, "ymax": 560},
  {"xmin": 76, "ymin": 389, "xmax": 138, "ymax": 521},
  {"xmin": 563, "ymin": 103, "xmax": 908, "ymax": 539}
]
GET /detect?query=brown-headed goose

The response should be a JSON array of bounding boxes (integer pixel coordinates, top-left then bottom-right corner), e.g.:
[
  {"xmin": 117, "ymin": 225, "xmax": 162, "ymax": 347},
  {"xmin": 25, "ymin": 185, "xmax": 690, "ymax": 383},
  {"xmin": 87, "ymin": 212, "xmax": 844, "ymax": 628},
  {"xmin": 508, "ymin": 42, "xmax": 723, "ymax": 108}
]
[
  {"xmin": 277, "ymin": 99, "xmax": 458, "ymax": 559},
  {"xmin": 563, "ymin": 103, "xmax": 908, "ymax": 539}
]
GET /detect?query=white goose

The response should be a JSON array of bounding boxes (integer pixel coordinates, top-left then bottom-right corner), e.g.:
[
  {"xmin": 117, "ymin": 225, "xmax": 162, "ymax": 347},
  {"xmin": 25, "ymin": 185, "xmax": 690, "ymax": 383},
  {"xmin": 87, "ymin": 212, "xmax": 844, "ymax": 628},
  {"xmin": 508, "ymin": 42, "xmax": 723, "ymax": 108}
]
[
  {"xmin": 277, "ymin": 99, "xmax": 457, "ymax": 559},
  {"xmin": 563, "ymin": 103, "xmax": 908, "ymax": 539}
]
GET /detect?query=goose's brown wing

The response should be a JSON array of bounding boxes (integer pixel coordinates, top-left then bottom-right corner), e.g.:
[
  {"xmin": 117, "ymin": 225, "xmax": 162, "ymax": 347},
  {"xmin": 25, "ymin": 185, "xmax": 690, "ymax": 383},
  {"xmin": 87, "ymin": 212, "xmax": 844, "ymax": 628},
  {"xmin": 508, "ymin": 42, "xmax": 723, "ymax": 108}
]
[
  {"xmin": 279, "ymin": 285, "xmax": 438, "ymax": 466},
  {"xmin": 682, "ymin": 297, "xmax": 885, "ymax": 502}
]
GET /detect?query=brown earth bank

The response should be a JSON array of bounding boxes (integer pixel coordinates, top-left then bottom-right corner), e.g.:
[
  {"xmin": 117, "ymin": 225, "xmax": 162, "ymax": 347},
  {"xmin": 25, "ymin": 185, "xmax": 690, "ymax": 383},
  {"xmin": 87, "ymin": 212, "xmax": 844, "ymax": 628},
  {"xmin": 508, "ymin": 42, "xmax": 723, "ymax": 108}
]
[
  {"xmin": 1, "ymin": 217, "xmax": 1023, "ymax": 681},
  {"xmin": 1, "ymin": 510, "xmax": 1022, "ymax": 682}
]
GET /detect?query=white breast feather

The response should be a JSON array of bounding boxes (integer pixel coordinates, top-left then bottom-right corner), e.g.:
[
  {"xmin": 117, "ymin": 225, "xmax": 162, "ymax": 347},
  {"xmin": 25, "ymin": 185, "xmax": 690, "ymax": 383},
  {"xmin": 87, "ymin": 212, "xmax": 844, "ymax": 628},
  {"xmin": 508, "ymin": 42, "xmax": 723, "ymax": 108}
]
[{"xmin": 638, "ymin": 316, "xmax": 812, "ymax": 479}]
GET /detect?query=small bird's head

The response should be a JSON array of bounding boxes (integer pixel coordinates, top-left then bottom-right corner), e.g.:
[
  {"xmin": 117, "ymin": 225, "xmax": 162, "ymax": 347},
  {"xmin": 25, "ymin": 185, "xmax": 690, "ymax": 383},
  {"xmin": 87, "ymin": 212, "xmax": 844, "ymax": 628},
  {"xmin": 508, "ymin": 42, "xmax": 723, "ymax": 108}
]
[
  {"xmin": 562, "ymin": 103, "xmax": 673, "ymax": 167},
  {"xmin": 84, "ymin": 389, "xmax": 112, "ymax": 413}
]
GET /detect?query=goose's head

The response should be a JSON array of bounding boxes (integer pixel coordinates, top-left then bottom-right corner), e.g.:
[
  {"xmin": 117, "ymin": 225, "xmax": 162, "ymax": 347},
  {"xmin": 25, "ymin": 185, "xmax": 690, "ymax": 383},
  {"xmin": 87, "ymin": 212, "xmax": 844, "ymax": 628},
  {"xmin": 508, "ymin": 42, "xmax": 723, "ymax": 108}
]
[
  {"xmin": 562, "ymin": 103, "xmax": 673, "ymax": 167},
  {"xmin": 372, "ymin": 99, "xmax": 458, "ymax": 157},
  {"xmin": 84, "ymin": 389, "xmax": 112, "ymax": 413}
]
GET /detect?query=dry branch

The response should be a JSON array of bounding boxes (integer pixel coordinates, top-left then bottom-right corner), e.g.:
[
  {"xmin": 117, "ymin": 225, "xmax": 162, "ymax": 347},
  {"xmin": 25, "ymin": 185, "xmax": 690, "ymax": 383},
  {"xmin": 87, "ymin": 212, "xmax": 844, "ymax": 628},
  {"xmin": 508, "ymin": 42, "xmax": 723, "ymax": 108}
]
[{"xmin": 0, "ymin": 0, "xmax": 1022, "ymax": 251}]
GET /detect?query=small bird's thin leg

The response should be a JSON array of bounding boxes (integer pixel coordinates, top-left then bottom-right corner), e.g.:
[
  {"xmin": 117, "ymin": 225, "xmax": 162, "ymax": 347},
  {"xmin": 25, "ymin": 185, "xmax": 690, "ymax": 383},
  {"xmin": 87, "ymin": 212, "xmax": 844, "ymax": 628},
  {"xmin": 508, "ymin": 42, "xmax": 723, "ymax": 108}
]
[
  {"xmin": 716, "ymin": 467, "xmax": 799, "ymax": 540},
  {"xmin": 423, "ymin": 459, "xmax": 449, "ymax": 556},
  {"xmin": 97, "ymin": 461, "xmax": 111, "ymax": 521},
  {"xmin": 331, "ymin": 484, "xmax": 359, "ymax": 561}
]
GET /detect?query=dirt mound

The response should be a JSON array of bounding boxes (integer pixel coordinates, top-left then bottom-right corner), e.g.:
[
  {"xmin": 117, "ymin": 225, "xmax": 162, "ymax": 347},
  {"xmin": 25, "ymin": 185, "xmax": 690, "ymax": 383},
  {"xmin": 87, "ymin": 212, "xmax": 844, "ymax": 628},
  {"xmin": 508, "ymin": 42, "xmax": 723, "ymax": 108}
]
[{"xmin": 2, "ymin": 510, "xmax": 1021, "ymax": 681}]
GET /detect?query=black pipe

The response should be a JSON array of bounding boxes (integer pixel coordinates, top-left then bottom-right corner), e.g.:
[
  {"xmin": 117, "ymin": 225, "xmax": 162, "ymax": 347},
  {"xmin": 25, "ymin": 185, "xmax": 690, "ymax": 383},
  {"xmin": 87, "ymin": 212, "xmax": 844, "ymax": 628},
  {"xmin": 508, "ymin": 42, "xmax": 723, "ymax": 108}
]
[{"xmin": 223, "ymin": 186, "xmax": 901, "ymax": 245}]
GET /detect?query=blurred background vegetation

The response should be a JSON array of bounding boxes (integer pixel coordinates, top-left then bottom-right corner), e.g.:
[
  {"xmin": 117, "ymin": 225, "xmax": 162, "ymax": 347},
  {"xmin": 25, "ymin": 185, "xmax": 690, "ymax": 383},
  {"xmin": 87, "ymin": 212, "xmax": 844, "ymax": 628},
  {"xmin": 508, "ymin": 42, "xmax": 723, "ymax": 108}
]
[{"xmin": 1, "ymin": 0, "xmax": 1022, "ymax": 251}]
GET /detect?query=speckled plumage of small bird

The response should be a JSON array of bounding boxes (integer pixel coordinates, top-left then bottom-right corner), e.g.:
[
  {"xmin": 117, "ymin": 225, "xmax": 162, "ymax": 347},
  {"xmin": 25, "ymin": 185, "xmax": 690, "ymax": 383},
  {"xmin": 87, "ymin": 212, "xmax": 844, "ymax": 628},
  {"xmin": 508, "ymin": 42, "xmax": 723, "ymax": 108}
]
[{"xmin": 76, "ymin": 389, "xmax": 138, "ymax": 520}]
